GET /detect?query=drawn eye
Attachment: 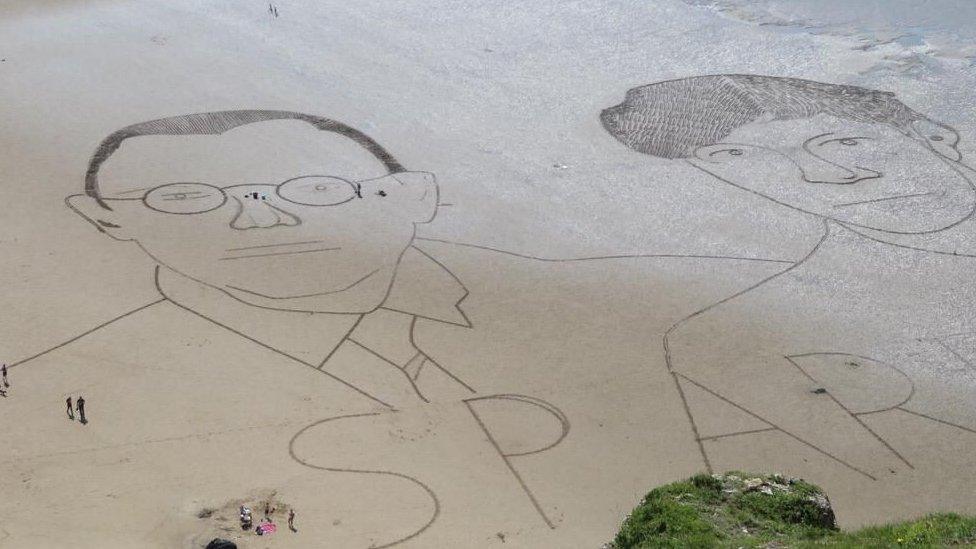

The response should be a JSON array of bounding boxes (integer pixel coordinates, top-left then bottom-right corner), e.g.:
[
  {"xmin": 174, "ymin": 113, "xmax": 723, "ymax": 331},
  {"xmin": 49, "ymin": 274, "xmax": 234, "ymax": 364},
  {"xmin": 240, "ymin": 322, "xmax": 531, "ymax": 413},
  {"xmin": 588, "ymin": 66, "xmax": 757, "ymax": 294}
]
[
  {"xmin": 930, "ymin": 135, "xmax": 945, "ymax": 142},
  {"xmin": 376, "ymin": 190, "xmax": 387, "ymax": 197},
  {"xmin": 706, "ymin": 147, "xmax": 748, "ymax": 160},
  {"xmin": 277, "ymin": 176, "xmax": 360, "ymax": 206},
  {"xmin": 822, "ymin": 136, "xmax": 870, "ymax": 148},
  {"xmin": 144, "ymin": 183, "xmax": 226, "ymax": 214}
]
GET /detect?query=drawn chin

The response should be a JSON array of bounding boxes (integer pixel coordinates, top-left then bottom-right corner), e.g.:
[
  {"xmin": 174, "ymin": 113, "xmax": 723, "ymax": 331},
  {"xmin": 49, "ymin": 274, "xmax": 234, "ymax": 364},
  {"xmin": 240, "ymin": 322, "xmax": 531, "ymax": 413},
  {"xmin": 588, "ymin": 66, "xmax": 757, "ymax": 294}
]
[{"xmin": 222, "ymin": 267, "xmax": 383, "ymax": 301}]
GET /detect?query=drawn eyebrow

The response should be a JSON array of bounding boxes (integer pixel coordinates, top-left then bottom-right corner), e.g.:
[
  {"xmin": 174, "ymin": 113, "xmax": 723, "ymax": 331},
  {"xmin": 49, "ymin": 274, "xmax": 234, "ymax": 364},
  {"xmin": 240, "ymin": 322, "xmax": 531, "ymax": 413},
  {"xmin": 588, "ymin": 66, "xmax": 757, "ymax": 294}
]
[
  {"xmin": 704, "ymin": 144, "xmax": 760, "ymax": 159},
  {"xmin": 113, "ymin": 187, "xmax": 153, "ymax": 196},
  {"xmin": 161, "ymin": 195, "xmax": 210, "ymax": 201},
  {"xmin": 115, "ymin": 184, "xmax": 215, "ymax": 198},
  {"xmin": 818, "ymin": 135, "xmax": 874, "ymax": 145},
  {"xmin": 804, "ymin": 132, "xmax": 834, "ymax": 148},
  {"xmin": 693, "ymin": 142, "xmax": 767, "ymax": 163}
]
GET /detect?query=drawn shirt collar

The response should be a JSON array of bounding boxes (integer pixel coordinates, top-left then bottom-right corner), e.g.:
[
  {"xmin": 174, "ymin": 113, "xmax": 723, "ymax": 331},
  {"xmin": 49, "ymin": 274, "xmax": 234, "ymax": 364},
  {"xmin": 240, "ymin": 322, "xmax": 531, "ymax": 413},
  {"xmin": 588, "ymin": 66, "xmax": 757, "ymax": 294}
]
[{"xmin": 380, "ymin": 246, "xmax": 471, "ymax": 327}]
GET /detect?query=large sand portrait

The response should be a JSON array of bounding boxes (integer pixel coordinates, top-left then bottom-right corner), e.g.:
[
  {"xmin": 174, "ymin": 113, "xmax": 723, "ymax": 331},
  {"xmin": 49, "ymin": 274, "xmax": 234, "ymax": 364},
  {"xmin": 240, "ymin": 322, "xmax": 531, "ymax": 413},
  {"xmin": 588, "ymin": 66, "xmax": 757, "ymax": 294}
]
[
  {"xmin": 2, "ymin": 2, "xmax": 976, "ymax": 548},
  {"xmin": 603, "ymin": 74, "xmax": 976, "ymax": 524},
  {"xmin": 4, "ymin": 108, "xmax": 786, "ymax": 546}
]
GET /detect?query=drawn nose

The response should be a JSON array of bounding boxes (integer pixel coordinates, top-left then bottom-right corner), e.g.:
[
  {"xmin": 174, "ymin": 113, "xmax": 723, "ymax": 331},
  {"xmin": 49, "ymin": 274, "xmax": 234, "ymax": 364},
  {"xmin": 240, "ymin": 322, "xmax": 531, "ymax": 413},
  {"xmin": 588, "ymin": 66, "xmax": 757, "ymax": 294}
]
[
  {"xmin": 230, "ymin": 196, "xmax": 301, "ymax": 230},
  {"xmin": 798, "ymin": 154, "xmax": 880, "ymax": 185}
]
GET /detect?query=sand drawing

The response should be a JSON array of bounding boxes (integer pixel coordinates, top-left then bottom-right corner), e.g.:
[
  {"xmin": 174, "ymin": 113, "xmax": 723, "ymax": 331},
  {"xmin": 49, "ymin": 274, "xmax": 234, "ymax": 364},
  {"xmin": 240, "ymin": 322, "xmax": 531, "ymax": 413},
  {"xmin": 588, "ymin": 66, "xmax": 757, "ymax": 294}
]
[
  {"xmin": 2, "ymin": 109, "xmax": 796, "ymax": 546},
  {"xmin": 54, "ymin": 110, "xmax": 571, "ymax": 545},
  {"xmin": 11, "ymin": 80, "xmax": 974, "ymax": 544},
  {"xmin": 603, "ymin": 75, "xmax": 976, "ymax": 484}
]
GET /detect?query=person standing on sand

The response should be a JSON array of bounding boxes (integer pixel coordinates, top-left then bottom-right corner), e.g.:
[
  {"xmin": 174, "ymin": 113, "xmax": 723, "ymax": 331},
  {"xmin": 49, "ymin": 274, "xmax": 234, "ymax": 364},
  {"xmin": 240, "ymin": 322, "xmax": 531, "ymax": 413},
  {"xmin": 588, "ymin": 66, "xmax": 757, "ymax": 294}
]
[
  {"xmin": 66, "ymin": 396, "xmax": 74, "ymax": 419},
  {"xmin": 76, "ymin": 396, "xmax": 86, "ymax": 423}
]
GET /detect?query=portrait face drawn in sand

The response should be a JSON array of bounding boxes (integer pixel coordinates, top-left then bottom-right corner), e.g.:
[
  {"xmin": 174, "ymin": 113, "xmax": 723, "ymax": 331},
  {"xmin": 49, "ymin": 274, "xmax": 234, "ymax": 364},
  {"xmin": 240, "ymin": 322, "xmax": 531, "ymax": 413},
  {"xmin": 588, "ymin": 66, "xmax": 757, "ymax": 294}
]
[
  {"xmin": 601, "ymin": 75, "xmax": 973, "ymax": 234},
  {"xmin": 67, "ymin": 111, "xmax": 438, "ymax": 313}
]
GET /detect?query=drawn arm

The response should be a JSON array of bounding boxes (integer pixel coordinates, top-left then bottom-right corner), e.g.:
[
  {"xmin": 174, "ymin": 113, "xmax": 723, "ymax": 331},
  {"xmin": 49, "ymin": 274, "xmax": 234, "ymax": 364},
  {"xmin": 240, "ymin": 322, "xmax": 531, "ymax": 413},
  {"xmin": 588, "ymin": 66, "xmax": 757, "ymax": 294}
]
[{"xmin": 415, "ymin": 237, "xmax": 795, "ymax": 266}]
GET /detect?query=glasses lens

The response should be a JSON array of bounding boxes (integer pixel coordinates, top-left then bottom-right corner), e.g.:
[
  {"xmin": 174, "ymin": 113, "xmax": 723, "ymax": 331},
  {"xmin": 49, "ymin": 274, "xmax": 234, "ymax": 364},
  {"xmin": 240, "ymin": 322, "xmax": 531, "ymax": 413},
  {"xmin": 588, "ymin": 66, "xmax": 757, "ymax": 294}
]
[
  {"xmin": 277, "ymin": 176, "xmax": 358, "ymax": 206},
  {"xmin": 144, "ymin": 183, "xmax": 227, "ymax": 214}
]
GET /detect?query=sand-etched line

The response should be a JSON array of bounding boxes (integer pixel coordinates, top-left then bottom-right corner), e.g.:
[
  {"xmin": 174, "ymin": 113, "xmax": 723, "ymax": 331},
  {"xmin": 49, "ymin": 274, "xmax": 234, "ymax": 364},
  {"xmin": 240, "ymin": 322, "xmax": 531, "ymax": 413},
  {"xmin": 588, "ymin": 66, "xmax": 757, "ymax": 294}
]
[
  {"xmin": 220, "ymin": 246, "xmax": 341, "ymax": 260},
  {"xmin": 0, "ymin": 420, "xmax": 298, "ymax": 464},
  {"xmin": 225, "ymin": 239, "xmax": 328, "ymax": 252},
  {"xmin": 9, "ymin": 299, "xmax": 166, "ymax": 370}
]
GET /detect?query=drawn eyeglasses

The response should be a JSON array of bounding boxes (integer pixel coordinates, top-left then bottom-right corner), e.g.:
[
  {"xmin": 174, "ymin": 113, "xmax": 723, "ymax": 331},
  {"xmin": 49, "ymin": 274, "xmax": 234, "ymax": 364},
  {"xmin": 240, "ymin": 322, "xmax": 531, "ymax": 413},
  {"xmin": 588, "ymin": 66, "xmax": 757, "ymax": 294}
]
[{"xmin": 113, "ymin": 176, "xmax": 364, "ymax": 215}]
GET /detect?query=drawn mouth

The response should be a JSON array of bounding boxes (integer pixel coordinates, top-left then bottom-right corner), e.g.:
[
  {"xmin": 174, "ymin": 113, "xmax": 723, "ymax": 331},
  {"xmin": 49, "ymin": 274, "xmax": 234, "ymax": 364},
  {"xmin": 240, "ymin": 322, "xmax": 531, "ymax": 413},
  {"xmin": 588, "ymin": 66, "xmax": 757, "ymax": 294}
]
[
  {"xmin": 221, "ymin": 241, "xmax": 341, "ymax": 261},
  {"xmin": 832, "ymin": 191, "xmax": 939, "ymax": 209}
]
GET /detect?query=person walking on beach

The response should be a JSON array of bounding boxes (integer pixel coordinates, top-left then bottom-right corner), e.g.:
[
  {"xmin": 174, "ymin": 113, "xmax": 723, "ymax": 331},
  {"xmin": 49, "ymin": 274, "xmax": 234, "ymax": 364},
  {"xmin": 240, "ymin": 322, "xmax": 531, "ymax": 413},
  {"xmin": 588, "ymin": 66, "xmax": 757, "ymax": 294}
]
[
  {"xmin": 76, "ymin": 396, "xmax": 86, "ymax": 423},
  {"xmin": 66, "ymin": 396, "xmax": 74, "ymax": 419}
]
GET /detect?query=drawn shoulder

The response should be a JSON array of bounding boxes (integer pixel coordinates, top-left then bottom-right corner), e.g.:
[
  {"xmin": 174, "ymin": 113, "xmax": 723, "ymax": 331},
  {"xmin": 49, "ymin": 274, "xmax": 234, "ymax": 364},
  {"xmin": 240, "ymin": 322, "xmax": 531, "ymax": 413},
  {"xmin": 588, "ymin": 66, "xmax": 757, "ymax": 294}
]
[{"xmin": 414, "ymin": 237, "xmax": 791, "ymax": 327}]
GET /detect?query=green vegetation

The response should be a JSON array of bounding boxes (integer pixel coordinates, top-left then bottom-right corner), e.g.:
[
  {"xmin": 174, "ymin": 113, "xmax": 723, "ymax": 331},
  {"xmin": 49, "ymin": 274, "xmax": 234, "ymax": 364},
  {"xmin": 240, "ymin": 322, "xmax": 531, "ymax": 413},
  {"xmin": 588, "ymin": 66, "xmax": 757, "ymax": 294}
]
[
  {"xmin": 609, "ymin": 472, "xmax": 976, "ymax": 548},
  {"xmin": 829, "ymin": 515, "xmax": 976, "ymax": 548}
]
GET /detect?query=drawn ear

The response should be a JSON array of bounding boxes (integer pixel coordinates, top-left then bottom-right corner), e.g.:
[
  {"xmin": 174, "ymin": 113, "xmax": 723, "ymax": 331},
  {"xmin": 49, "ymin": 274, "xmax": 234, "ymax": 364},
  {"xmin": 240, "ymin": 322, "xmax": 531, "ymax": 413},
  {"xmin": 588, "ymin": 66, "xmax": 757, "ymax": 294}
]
[
  {"xmin": 65, "ymin": 194, "xmax": 131, "ymax": 241},
  {"xmin": 390, "ymin": 171, "xmax": 438, "ymax": 223},
  {"xmin": 911, "ymin": 119, "xmax": 961, "ymax": 162}
]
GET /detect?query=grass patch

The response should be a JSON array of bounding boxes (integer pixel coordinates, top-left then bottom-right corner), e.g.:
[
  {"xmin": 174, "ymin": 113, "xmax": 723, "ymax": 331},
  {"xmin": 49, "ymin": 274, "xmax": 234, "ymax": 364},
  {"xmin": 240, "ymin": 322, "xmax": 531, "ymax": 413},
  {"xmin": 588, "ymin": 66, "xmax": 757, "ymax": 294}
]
[
  {"xmin": 813, "ymin": 514, "xmax": 976, "ymax": 548},
  {"xmin": 609, "ymin": 472, "xmax": 976, "ymax": 548}
]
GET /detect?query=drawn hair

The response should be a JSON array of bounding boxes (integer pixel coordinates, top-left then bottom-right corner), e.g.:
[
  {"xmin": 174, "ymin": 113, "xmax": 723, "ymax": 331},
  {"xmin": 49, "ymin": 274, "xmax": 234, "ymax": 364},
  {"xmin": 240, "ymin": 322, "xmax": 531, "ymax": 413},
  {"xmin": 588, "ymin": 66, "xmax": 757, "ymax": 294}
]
[
  {"xmin": 85, "ymin": 110, "xmax": 405, "ymax": 209},
  {"xmin": 600, "ymin": 74, "xmax": 928, "ymax": 159}
]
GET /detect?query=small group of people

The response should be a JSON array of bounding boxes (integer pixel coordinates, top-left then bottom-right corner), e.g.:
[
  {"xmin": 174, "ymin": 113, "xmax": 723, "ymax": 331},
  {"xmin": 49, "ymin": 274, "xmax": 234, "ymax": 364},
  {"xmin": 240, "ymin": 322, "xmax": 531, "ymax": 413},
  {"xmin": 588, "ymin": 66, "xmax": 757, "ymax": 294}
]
[
  {"xmin": 239, "ymin": 501, "xmax": 296, "ymax": 535},
  {"xmin": 65, "ymin": 395, "xmax": 87, "ymax": 424},
  {"xmin": 0, "ymin": 364, "xmax": 88, "ymax": 423},
  {"xmin": 0, "ymin": 364, "xmax": 89, "ymax": 426},
  {"xmin": 0, "ymin": 362, "xmax": 90, "ymax": 425}
]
